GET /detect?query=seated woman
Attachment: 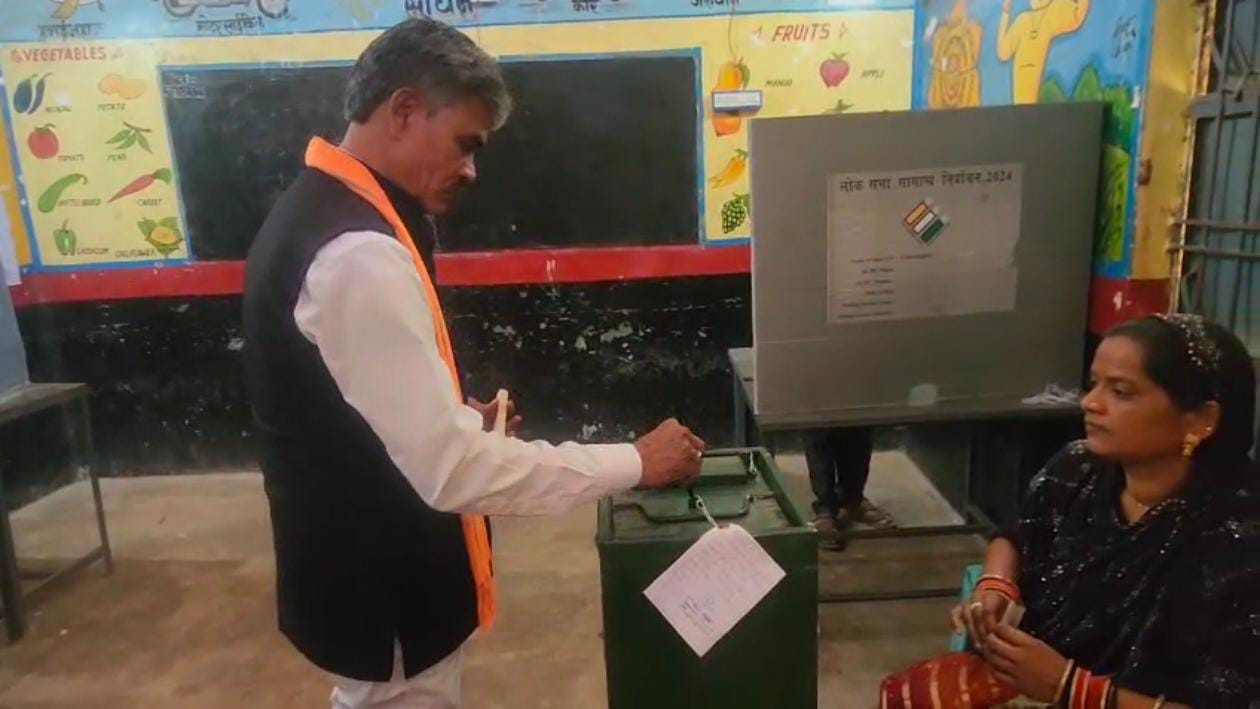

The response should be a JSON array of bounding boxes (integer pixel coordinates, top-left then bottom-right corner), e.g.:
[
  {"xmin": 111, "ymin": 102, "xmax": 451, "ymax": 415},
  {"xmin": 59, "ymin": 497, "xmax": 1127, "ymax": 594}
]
[{"xmin": 882, "ymin": 315, "xmax": 1260, "ymax": 708}]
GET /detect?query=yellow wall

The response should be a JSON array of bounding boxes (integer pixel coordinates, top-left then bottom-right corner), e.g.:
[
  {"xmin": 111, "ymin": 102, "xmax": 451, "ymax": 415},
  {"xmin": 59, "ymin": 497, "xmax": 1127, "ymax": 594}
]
[
  {"xmin": 0, "ymin": 3, "xmax": 1206, "ymax": 277},
  {"xmin": 1131, "ymin": 0, "xmax": 1205, "ymax": 281},
  {"xmin": 0, "ymin": 109, "xmax": 31, "ymax": 267},
  {"xmin": 0, "ymin": 12, "xmax": 912, "ymax": 268}
]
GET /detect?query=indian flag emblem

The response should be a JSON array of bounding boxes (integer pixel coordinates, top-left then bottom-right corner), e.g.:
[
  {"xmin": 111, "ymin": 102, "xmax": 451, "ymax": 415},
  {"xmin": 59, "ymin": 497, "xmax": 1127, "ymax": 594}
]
[{"xmin": 903, "ymin": 200, "xmax": 950, "ymax": 245}]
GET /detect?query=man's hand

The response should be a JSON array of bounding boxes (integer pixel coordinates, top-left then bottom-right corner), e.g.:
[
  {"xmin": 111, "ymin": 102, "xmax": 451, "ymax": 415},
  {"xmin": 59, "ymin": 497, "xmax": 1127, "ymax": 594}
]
[
  {"xmin": 467, "ymin": 396, "xmax": 523, "ymax": 436},
  {"xmin": 634, "ymin": 419, "xmax": 705, "ymax": 488},
  {"xmin": 984, "ymin": 624, "xmax": 1069, "ymax": 702}
]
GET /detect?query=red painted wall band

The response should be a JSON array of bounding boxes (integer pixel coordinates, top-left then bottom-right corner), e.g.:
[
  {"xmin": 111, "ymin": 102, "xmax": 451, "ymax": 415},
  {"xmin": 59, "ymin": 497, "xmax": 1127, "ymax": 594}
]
[
  {"xmin": 1088, "ymin": 276, "xmax": 1171, "ymax": 333},
  {"xmin": 10, "ymin": 246, "xmax": 1167, "ymax": 337},
  {"xmin": 9, "ymin": 245, "xmax": 752, "ymax": 307}
]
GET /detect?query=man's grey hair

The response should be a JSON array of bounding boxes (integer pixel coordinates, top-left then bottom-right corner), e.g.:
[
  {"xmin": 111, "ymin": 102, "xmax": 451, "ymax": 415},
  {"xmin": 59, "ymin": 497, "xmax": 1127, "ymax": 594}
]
[{"xmin": 345, "ymin": 18, "xmax": 512, "ymax": 128}]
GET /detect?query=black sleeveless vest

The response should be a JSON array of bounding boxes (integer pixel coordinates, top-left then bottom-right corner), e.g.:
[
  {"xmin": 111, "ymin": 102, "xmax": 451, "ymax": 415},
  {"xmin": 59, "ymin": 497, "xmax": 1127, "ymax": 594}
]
[{"xmin": 242, "ymin": 167, "xmax": 477, "ymax": 682}]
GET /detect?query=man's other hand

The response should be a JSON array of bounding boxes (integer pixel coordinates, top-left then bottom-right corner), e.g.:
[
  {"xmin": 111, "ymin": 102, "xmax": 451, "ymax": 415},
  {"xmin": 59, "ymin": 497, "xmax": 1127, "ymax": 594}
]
[
  {"xmin": 634, "ymin": 419, "xmax": 705, "ymax": 488},
  {"xmin": 467, "ymin": 396, "xmax": 523, "ymax": 436}
]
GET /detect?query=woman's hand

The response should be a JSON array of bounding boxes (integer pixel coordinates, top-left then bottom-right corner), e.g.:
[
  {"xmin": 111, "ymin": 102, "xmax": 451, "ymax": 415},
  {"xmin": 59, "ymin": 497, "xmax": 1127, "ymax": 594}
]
[
  {"xmin": 983, "ymin": 624, "xmax": 1069, "ymax": 702},
  {"xmin": 951, "ymin": 589, "xmax": 1012, "ymax": 647}
]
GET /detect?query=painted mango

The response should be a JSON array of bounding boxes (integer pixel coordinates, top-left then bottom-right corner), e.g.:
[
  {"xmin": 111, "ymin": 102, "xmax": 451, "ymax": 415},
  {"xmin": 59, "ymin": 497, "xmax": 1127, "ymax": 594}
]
[
  {"xmin": 716, "ymin": 61, "xmax": 750, "ymax": 90},
  {"xmin": 711, "ymin": 60, "xmax": 750, "ymax": 137}
]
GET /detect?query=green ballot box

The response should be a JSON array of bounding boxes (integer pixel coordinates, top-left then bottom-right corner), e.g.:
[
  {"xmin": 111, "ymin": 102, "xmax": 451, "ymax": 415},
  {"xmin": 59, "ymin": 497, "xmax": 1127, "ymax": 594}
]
[{"xmin": 596, "ymin": 448, "xmax": 819, "ymax": 709}]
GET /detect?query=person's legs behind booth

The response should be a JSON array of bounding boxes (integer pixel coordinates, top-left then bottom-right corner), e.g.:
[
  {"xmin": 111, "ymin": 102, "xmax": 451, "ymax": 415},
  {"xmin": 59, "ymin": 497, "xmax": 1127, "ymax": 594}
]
[
  {"xmin": 832, "ymin": 427, "xmax": 895, "ymax": 531},
  {"xmin": 806, "ymin": 428, "xmax": 895, "ymax": 546},
  {"xmin": 805, "ymin": 429, "xmax": 843, "ymax": 540}
]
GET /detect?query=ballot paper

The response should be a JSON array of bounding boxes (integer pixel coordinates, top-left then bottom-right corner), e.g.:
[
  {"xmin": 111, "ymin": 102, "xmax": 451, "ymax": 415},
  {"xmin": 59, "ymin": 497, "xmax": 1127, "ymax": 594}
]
[
  {"xmin": 1001, "ymin": 601, "xmax": 1026, "ymax": 628},
  {"xmin": 643, "ymin": 524, "xmax": 786, "ymax": 657}
]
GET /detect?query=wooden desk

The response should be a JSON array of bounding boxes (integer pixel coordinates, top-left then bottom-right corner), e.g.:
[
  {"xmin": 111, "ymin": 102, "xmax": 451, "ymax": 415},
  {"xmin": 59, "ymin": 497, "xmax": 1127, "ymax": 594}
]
[{"xmin": 0, "ymin": 383, "xmax": 113, "ymax": 641}]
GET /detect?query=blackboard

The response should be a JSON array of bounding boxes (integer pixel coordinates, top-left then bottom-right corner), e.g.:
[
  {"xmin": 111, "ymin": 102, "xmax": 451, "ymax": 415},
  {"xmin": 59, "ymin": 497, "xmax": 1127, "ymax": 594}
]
[
  {"xmin": 161, "ymin": 54, "xmax": 700, "ymax": 261},
  {"xmin": 162, "ymin": 64, "xmax": 349, "ymax": 261},
  {"xmin": 441, "ymin": 55, "xmax": 700, "ymax": 251}
]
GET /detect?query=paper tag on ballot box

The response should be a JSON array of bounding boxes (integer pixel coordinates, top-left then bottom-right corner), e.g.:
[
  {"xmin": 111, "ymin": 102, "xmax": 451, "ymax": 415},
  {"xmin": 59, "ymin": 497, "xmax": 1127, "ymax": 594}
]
[{"xmin": 643, "ymin": 520, "xmax": 786, "ymax": 657}]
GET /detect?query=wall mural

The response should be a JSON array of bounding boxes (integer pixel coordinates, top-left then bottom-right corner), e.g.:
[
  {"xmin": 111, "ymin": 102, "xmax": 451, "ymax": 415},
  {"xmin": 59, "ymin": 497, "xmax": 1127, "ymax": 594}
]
[
  {"xmin": 915, "ymin": 0, "xmax": 1154, "ymax": 279},
  {"xmin": 0, "ymin": 0, "xmax": 1156, "ymax": 285},
  {"xmin": 0, "ymin": 1, "xmax": 914, "ymax": 273},
  {"xmin": 0, "ymin": 0, "xmax": 916, "ymax": 43},
  {"xmin": 998, "ymin": 0, "xmax": 1091, "ymax": 105}
]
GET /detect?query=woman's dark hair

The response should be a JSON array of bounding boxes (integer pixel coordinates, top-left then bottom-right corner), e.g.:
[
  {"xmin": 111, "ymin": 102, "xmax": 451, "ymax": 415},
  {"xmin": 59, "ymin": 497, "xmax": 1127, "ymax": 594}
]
[{"xmin": 1106, "ymin": 316, "xmax": 1256, "ymax": 463}]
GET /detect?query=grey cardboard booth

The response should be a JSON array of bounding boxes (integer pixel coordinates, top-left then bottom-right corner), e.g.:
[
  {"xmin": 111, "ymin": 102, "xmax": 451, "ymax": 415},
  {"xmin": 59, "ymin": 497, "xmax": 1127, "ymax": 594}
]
[{"xmin": 748, "ymin": 103, "xmax": 1103, "ymax": 425}]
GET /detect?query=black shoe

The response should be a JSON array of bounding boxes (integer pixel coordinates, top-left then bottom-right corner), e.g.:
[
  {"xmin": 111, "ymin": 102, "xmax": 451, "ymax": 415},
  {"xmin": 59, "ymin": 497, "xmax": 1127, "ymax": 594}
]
[
  {"xmin": 811, "ymin": 512, "xmax": 848, "ymax": 551},
  {"xmin": 839, "ymin": 499, "xmax": 897, "ymax": 530},
  {"xmin": 812, "ymin": 511, "xmax": 838, "ymax": 537}
]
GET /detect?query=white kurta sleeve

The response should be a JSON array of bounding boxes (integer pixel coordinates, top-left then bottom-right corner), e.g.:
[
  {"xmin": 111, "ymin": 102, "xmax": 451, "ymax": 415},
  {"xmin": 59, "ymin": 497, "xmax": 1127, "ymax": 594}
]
[{"xmin": 293, "ymin": 230, "xmax": 642, "ymax": 516}]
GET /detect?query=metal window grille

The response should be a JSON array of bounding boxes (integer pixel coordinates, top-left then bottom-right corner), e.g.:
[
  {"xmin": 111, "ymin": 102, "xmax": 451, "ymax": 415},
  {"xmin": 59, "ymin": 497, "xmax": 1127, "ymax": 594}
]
[{"xmin": 1175, "ymin": 0, "xmax": 1260, "ymax": 352}]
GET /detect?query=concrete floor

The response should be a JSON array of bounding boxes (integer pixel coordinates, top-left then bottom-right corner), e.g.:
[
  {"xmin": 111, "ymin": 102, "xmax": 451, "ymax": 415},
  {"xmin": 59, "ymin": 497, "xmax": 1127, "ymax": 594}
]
[{"xmin": 0, "ymin": 452, "xmax": 983, "ymax": 708}]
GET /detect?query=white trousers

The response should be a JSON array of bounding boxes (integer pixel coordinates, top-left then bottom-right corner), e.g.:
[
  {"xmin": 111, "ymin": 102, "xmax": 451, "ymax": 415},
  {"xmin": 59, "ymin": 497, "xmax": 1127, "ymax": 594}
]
[{"xmin": 330, "ymin": 641, "xmax": 465, "ymax": 709}]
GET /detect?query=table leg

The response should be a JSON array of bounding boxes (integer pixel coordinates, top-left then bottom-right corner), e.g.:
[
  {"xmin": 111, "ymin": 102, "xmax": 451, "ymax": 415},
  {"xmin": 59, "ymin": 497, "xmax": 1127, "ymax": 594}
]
[
  {"xmin": 0, "ymin": 467, "xmax": 26, "ymax": 641},
  {"xmin": 78, "ymin": 398, "xmax": 113, "ymax": 574},
  {"xmin": 963, "ymin": 422, "xmax": 977, "ymax": 524},
  {"xmin": 732, "ymin": 370, "xmax": 748, "ymax": 448}
]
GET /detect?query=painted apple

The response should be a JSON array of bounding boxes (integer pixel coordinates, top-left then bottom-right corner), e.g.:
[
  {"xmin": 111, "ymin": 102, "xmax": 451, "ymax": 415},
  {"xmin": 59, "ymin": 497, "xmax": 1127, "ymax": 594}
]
[
  {"xmin": 27, "ymin": 124, "xmax": 59, "ymax": 160},
  {"xmin": 820, "ymin": 53, "xmax": 850, "ymax": 88}
]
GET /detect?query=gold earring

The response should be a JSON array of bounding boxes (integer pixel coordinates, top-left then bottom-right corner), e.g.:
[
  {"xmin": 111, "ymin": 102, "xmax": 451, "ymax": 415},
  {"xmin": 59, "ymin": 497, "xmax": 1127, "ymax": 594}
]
[{"xmin": 1182, "ymin": 433, "xmax": 1202, "ymax": 458}]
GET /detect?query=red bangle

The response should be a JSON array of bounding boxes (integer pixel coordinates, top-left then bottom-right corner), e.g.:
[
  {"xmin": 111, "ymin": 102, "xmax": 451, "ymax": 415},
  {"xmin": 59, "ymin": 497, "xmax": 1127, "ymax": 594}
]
[
  {"xmin": 1085, "ymin": 674, "xmax": 1111, "ymax": 709},
  {"xmin": 1070, "ymin": 667, "xmax": 1092, "ymax": 709},
  {"xmin": 1054, "ymin": 660, "xmax": 1076, "ymax": 706},
  {"xmin": 975, "ymin": 577, "xmax": 1021, "ymax": 603}
]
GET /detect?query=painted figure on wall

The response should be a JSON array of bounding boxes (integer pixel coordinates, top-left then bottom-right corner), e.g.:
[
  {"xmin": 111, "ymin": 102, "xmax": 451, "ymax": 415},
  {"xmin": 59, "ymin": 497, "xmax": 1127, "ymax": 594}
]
[
  {"xmin": 928, "ymin": 0, "xmax": 983, "ymax": 109},
  {"xmin": 997, "ymin": 0, "xmax": 1090, "ymax": 104},
  {"xmin": 160, "ymin": 0, "xmax": 289, "ymax": 19},
  {"xmin": 48, "ymin": 0, "xmax": 106, "ymax": 22},
  {"xmin": 341, "ymin": 0, "xmax": 387, "ymax": 23}
]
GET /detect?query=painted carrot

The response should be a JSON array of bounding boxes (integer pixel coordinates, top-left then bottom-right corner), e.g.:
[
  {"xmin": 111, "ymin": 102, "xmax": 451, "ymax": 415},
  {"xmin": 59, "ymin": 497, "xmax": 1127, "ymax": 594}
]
[{"xmin": 108, "ymin": 167, "xmax": 171, "ymax": 203}]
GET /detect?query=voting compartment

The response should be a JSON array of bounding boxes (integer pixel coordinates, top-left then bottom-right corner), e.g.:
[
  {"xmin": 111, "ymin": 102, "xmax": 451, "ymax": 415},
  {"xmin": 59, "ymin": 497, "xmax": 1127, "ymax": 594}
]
[
  {"xmin": 596, "ymin": 448, "xmax": 817, "ymax": 709},
  {"xmin": 749, "ymin": 103, "xmax": 1103, "ymax": 425}
]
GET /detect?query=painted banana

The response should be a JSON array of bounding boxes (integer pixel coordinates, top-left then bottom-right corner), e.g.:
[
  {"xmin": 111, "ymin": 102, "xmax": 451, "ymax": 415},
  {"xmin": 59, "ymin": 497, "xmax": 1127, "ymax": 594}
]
[
  {"xmin": 52, "ymin": 0, "xmax": 81, "ymax": 21},
  {"xmin": 708, "ymin": 149, "xmax": 749, "ymax": 189}
]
